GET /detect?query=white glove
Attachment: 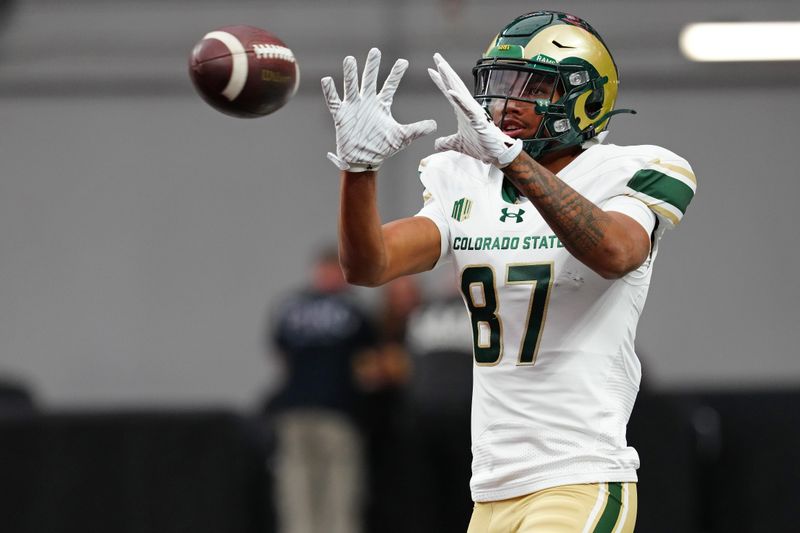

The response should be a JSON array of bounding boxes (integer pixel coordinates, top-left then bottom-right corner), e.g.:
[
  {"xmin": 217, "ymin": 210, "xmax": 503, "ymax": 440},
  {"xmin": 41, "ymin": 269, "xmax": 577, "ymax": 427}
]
[
  {"xmin": 428, "ymin": 53, "xmax": 523, "ymax": 168},
  {"xmin": 322, "ymin": 48, "xmax": 437, "ymax": 172}
]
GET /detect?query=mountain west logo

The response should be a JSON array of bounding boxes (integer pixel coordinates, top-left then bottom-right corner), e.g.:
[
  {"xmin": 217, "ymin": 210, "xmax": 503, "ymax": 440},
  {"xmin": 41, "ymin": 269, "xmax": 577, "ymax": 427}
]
[
  {"xmin": 500, "ymin": 207, "xmax": 525, "ymax": 223},
  {"xmin": 451, "ymin": 198, "xmax": 473, "ymax": 221}
]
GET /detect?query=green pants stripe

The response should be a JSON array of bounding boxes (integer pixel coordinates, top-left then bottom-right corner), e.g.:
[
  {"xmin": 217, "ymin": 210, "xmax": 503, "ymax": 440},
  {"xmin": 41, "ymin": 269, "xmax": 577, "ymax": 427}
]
[{"xmin": 593, "ymin": 482, "xmax": 623, "ymax": 533}]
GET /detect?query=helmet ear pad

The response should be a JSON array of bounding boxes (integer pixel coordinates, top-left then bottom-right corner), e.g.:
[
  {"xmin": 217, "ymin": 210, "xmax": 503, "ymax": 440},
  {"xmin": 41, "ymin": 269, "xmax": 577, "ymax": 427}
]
[{"xmin": 557, "ymin": 58, "xmax": 609, "ymax": 130}]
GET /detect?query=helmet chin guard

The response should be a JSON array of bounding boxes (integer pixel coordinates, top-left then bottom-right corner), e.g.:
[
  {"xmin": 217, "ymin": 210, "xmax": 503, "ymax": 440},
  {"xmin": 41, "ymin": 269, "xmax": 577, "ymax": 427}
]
[{"xmin": 473, "ymin": 11, "xmax": 636, "ymax": 159}]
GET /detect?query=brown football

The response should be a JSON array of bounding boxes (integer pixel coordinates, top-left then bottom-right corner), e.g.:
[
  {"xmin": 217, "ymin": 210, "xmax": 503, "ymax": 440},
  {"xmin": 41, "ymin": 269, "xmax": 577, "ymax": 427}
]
[{"xmin": 188, "ymin": 25, "xmax": 299, "ymax": 118}]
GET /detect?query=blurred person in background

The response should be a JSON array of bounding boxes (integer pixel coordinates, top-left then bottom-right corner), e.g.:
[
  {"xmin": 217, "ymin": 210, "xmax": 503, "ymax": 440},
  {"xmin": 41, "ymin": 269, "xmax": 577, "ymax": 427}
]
[
  {"xmin": 402, "ymin": 271, "xmax": 473, "ymax": 533},
  {"xmin": 378, "ymin": 275, "xmax": 421, "ymax": 350},
  {"xmin": 323, "ymin": 10, "xmax": 696, "ymax": 533},
  {"xmin": 355, "ymin": 276, "xmax": 419, "ymax": 533},
  {"xmin": 351, "ymin": 276, "xmax": 418, "ymax": 393},
  {"xmin": 0, "ymin": 374, "xmax": 35, "ymax": 417},
  {"xmin": 265, "ymin": 245, "xmax": 377, "ymax": 533}
]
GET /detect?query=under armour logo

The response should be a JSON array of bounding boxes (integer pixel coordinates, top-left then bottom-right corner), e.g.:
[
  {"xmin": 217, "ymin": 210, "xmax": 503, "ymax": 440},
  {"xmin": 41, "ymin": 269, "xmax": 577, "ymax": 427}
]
[{"xmin": 500, "ymin": 207, "xmax": 525, "ymax": 223}]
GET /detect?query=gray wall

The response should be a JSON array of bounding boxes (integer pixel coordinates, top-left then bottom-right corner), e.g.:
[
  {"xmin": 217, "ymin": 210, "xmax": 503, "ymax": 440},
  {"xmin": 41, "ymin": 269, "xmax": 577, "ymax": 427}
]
[{"xmin": 1, "ymin": 0, "xmax": 798, "ymax": 407}]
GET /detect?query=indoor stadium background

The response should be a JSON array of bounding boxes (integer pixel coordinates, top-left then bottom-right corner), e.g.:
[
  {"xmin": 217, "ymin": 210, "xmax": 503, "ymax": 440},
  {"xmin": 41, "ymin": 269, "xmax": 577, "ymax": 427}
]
[{"xmin": 1, "ymin": 1, "xmax": 798, "ymax": 532}]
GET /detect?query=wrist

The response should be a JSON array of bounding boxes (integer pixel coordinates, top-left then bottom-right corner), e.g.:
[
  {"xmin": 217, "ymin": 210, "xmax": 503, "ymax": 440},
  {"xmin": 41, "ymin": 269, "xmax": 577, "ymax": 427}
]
[
  {"xmin": 343, "ymin": 169, "xmax": 378, "ymax": 180},
  {"xmin": 327, "ymin": 152, "xmax": 382, "ymax": 172},
  {"xmin": 496, "ymin": 138, "xmax": 524, "ymax": 168},
  {"xmin": 346, "ymin": 162, "xmax": 382, "ymax": 172}
]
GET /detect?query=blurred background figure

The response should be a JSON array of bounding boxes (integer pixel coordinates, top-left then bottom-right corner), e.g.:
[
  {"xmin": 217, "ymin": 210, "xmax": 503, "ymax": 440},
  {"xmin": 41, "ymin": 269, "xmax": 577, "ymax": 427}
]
[
  {"xmin": 356, "ymin": 275, "xmax": 420, "ymax": 533},
  {"xmin": 0, "ymin": 374, "xmax": 35, "ymax": 417},
  {"xmin": 378, "ymin": 275, "xmax": 422, "ymax": 353},
  {"xmin": 264, "ymin": 245, "xmax": 377, "ymax": 533},
  {"xmin": 350, "ymin": 276, "xmax": 419, "ymax": 395},
  {"xmin": 402, "ymin": 271, "xmax": 474, "ymax": 533}
]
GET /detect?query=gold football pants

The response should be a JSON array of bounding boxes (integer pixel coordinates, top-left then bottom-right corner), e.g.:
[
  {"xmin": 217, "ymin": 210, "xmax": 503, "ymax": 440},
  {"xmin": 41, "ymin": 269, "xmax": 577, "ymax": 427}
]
[{"xmin": 467, "ymin": 482, "xmax": 637, "ymax": 533}]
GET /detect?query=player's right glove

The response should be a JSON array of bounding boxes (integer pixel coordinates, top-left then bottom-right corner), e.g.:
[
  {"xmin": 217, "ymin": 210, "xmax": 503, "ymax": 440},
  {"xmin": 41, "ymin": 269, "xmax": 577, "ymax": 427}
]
[
  {"xmin": 322, "ymin": 48, "xmax": 437, "ymax": 172},
  {"xmin": 428, "ymin": 53, "xmax": 523, "ymax": 168}
]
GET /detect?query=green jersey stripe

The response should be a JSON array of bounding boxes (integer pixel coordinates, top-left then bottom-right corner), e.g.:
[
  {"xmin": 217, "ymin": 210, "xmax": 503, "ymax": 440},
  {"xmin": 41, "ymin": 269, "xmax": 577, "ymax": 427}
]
[
  {"xmin": 628, "ymin": 169, "xmax": 694, "ymax": 214},
  {"xmin": 593, "ymin": 482, "xmax": 623, "ymax": 533}
]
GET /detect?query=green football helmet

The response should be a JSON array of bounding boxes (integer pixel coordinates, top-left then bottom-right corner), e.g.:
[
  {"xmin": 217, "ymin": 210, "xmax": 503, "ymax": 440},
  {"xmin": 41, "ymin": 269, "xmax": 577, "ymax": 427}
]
[{"xmin": 473, "ymin": 11, "xmax": 635, "ymax": 159}]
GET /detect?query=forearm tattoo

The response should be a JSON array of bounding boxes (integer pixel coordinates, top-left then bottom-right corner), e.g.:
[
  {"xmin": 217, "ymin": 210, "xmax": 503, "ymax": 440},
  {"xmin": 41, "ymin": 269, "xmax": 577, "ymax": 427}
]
[{"xmin": 503, "ymin": 154, "xmax": 610, "ymax": 258}]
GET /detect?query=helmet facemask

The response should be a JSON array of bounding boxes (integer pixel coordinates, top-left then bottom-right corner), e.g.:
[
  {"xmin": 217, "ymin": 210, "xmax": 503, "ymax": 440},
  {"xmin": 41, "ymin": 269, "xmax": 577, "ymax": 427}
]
[{"xmin": 473, "ymin": 58, "xmax": 613, "ymax": 160}]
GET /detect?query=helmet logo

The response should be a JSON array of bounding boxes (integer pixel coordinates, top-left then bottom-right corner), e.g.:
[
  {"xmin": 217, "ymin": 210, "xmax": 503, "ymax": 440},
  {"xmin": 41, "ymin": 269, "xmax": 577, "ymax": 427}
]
[
  {"xmin": 551, "ymin": 40, "xmax": 575, "ymax": 49},
  {"xmin": 561, "ymin": 13, "xmax": 592, "ymax": 31},
  {"xmin": 533, "ymin": 53, "xmax": 557, "ymax": 65},
  {"xmin": 486, "ymin": 44, "xmax": 525, "ymax": 59}
]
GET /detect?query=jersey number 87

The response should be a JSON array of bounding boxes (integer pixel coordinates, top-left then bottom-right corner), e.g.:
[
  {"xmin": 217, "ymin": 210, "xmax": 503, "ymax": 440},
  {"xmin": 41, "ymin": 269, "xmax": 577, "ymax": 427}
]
[{"xmin": 460, "ymin": 263, "xmax": 553, "ymax": 366}]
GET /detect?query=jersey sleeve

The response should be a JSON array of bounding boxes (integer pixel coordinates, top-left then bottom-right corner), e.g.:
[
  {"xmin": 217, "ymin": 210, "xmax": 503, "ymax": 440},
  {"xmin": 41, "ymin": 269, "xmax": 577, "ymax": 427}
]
[
  {"xmin": 602, "ymin": 194, "xmax": 656, "ymax": 235},
  {"xmin": 624, "ymin": 154, "xmax": 697, "ymax": 229},
  {"xmin": 414, "ymin": 157, "xmax": 452, "ymax": 266}
]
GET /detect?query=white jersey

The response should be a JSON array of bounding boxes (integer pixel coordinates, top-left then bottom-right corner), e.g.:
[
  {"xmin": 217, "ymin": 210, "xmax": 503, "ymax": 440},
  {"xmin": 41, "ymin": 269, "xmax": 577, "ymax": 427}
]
[{"xmin": 415, "ymin": 143, "xmax": 696, "ymax": 502}]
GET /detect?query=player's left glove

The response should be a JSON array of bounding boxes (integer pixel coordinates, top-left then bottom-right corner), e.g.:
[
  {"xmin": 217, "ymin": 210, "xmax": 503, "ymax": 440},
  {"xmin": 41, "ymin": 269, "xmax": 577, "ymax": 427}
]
[
  {"xmin": 428, "ymin": 53, "xmax": 523, "ymax": 168},
  {"xmin": 322, "ymin": 47, "xmax": 437, "ymax": 172}
]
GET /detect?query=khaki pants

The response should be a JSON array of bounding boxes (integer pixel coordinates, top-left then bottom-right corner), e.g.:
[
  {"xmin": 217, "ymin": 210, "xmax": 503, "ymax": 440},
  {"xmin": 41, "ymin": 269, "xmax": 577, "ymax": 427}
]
[
  {"xmin": 274, "ymin": 410, "xmax": 364, "ymax": 533},
  {"xmin": 468, "ymin": 483, "xmax": 637, "ymax": 533}
]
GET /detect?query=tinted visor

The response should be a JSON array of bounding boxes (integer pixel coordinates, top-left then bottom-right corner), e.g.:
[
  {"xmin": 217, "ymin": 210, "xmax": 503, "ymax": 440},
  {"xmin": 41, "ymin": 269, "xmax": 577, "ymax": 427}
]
[{"xmin": 475, "ymin": 68, "xmax": 559, "ymax": 103}]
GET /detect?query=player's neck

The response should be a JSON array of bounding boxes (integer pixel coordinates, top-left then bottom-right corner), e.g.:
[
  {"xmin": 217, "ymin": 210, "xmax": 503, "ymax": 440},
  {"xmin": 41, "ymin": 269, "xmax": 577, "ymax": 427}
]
[{"xmin": 538, "ymin": 146, "xmax": 583, "ymax": 175}]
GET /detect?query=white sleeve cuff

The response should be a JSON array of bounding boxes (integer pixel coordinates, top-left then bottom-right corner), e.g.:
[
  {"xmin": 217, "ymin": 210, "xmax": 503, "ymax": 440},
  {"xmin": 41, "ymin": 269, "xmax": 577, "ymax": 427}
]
[{"xmin": 413, "ymin": 213, "xmax": 450, "ymax": 269}]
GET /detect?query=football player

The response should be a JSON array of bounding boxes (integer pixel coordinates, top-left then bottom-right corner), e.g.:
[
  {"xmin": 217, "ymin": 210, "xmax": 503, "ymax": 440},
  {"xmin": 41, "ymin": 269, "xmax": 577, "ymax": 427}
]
[{"xmin": 322, "ymin": 10, "xmax": 696, "ymax": 533}]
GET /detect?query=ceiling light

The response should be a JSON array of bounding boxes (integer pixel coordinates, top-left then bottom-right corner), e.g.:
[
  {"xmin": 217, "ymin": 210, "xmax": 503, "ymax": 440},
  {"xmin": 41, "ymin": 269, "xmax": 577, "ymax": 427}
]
[{"xmin": 680, "ymin": 22, "xmax": 800, "ymax": 61}]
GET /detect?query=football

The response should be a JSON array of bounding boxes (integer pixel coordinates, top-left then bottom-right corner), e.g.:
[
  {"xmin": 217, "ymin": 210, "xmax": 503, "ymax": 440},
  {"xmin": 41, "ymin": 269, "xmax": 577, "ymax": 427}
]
[{"xmin": 188, "ymin": 25, "xmax": 299, "ymax": 118}]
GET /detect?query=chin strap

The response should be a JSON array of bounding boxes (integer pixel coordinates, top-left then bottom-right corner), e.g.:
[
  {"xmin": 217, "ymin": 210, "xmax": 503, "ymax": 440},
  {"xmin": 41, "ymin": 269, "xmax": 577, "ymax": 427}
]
[
  {"xmin": 582, "ymin": 130, "xmax": 609, "ymax": 148},
  {"xmin": 521, "ymin": 106, "xmax": 637, "ymax": 160},
  {"xmin": 580, "ymin": 108, "xmax": 637, "ymax": 142}
]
